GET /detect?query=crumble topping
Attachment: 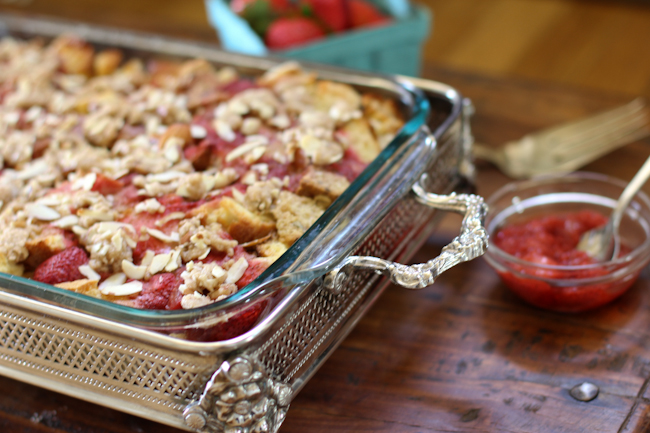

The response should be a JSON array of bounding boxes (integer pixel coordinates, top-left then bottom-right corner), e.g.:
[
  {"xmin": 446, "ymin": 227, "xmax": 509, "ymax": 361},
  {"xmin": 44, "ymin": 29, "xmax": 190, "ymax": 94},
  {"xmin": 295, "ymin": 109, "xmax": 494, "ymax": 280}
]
[
  {"xmin": 80, "ymin": 223, "xmax": 136, "ymax": 273},
  {"xmin": 178, "ymin": 217, "xmax": 238, "ymax": 261}
]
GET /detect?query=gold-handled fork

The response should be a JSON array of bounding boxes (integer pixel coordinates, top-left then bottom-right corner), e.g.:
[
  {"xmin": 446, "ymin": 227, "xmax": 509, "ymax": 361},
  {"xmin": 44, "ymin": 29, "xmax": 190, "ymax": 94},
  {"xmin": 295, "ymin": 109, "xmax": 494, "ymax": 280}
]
[{"xmin": 473, "ymin": 99, "xmax": 650, "ymax": 178}]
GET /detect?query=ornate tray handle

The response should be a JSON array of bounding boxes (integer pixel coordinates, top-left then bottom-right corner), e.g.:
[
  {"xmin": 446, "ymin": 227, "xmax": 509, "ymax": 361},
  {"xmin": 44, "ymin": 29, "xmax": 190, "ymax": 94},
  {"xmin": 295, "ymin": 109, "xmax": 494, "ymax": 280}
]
[
  {"xmin": 183, "ymin": 355, "xmax": 292, "ymax": 433},
  {"xmin": 324, "ymin": 175, "xmax": 489, "ymax": 292}
]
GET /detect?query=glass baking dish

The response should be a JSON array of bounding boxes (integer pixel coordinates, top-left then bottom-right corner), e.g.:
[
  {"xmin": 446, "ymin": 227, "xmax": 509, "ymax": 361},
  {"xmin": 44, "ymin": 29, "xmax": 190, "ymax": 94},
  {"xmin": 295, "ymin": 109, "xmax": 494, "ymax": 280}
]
[{"xmin": 0, "ymin": 13, "xmax": 487, "ymax": 433}]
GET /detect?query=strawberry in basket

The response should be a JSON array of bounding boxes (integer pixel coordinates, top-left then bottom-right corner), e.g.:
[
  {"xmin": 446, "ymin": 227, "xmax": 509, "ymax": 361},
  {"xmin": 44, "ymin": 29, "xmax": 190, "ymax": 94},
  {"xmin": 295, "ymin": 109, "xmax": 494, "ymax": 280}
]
[{"xmin": 230, "ymin": 0, "xmax": 390, "ymax": 49}]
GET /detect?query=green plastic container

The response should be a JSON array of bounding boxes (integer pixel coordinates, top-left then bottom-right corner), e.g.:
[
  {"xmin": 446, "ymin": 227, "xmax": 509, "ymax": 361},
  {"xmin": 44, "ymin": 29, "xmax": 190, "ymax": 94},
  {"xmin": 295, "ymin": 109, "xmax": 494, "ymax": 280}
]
[{"xmin": 204, "ymin": 0, "xmax": 432, "ymax": 77}]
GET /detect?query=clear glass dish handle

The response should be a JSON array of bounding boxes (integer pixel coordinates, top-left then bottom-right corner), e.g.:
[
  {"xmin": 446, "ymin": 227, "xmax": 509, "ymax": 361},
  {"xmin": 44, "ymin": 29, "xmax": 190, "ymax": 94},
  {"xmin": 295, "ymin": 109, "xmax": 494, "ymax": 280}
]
[{"xmin": 324, "ymin": 173, "xmax": 489, "ymax": 292}]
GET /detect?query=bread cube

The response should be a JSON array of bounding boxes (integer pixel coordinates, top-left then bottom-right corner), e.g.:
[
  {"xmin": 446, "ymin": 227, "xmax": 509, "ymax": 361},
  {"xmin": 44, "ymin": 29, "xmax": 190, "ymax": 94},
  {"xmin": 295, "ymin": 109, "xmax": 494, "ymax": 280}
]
[
  {"xmin": 271, "ymin": 191, "xmax": 324, "ymax": 245},
  {"xmin": 215, "ymin": 197, "xmax": 276, "ymax": 243}
]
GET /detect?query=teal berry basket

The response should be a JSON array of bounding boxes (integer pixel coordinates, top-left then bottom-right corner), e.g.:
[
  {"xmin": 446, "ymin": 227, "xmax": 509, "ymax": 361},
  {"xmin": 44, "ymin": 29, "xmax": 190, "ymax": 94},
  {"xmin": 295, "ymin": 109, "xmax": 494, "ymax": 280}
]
[{"xmin": 204, "ymin": 0, "xmax": 432, "ymax": 77}]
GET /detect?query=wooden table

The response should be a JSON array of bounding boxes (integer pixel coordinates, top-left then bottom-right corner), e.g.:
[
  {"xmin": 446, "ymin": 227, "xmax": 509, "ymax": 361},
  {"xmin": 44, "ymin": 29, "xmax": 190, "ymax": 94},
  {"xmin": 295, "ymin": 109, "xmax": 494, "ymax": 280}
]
[{"xmin": 0, "ymin": 63, "xmax": 648, "ymax": 433}]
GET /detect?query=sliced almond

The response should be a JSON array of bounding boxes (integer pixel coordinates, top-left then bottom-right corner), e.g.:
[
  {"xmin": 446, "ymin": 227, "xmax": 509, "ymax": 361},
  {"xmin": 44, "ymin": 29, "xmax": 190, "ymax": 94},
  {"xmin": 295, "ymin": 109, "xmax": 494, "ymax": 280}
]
[
  {"xmin": 226, "ymin": 257, "xmax": 248, "ymax": 284},
  {"xmin": 25, "ymin": 203, "xmax": 61, "ymax": 221},
  {"xmin": 134, "ymin": 198, "xmax": 165, "ymax": 214},
  {"xmin": 251, "ymin": 163, "xmax": 269, "ymax": 177},
  {"xmin": 52, "ymin": 214, "xmax": 80, "ymax": 229},
  {"xmin": 94, "ymin": 221, "xmax": 129, "ymax": 233},
  {"xmin": 241, "ymin": 171, "xmax": 257, "ymax": 185},
  {"xmin": 141, "ymin": 249, "xmax": 156, "ymax": 266},
  {"xmin": 231, "ymin": 187, "xmax": 245, "ymax": 203},
  {"xmin": 122, "ymin": 260, "xmax": 147, "ymax": 280},
  {"xmin": 269, "ymin": 114, "xmax": 290, "ymax": 129},
  {"xmin": 164, "ymin": 144, "xmax": 181, "ymax": 162},
  {"xmin": 214, "ymin": 119, "xmax": 236, "ymax": 142},
  {"xmin": 146, "ymin": 171, "xmax": 187, "ymax": 183},
  {"xmin": 201, "ymin": 173, "xmax": 217, "ymax": 192},
  {"xmin": 155, "ymin": 211, "xmax": 185, "ymax": 226},
  {"xmin": 148, "ymin": 252, "xmax": 171, "ymax": 275},
  {"xmin": 164, "ymin": 249, "xmax": 181, "ymax": 272},
  {"xmin": 240, "ymin": 117, "xmax": 261, "ymax": 135},
  {"xmin": 99, "ymin": 273, "xmax": 127, "ymax": 292},
  {"xmin": 211, "ymin": 264, "xmax": 227, "ymax": 280},
  {"xmin": 4, "ymin": 111, "xmax": 19, "ymax": 125},
  {"xmin": 16, "ymin": 160, "xmax": 49, "ymax": 180},
  {"xmin": 77, "ymin": 208, "xmax": 114, "ymax": 222},
  {"xmin": 71, "ymin": 172, "xmax": 97, "ymax": 191},
  {"xmin": 225, "ymin": 136, "xmax": 268, "ymax": 162},
  {"xmin": 72, "ymin": 225, "xmax": 87, "ymax": 236},
  {"xmin": 243, "ymin": 145, "xmax": 266, "ymax": 165},
  {"xmin": 144, "ymin": 227, "xmax": 179, "ymax": 243},
  {"xmin": 190, "ymin": 124, "xmax": 207, "ymax": 139},
  {"xmin": 198, "ymin": 248, "xmax": 211, "ymax": 260},
  {"xmin": 101, "ymin": 280, "xmax": 143, "ymax": 296},
  {"xmin": 213, "ymin": 168, "xmax": 239, "ymax": 189},
  {"xmin": 78, "ymin": 264, "xmax": 101, "ymax": 281},
  {"xmin": 228, "ymin": 99, "xmax": 249, "ymax": 116},
  {"xmin": 37, "ymin": 194, "xmax": 65, "ymax": 207},
  {"xmin": 111, "ymin": 231, "xmax": 124, "ymax": 250}
]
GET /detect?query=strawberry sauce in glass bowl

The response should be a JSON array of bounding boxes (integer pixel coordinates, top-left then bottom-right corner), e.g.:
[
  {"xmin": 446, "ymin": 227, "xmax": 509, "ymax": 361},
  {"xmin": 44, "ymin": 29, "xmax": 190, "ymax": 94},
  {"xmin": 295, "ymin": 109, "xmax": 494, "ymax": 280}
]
[{"xmin": 484, "ymin": 172, "xmax": 650, "ymax": 312}]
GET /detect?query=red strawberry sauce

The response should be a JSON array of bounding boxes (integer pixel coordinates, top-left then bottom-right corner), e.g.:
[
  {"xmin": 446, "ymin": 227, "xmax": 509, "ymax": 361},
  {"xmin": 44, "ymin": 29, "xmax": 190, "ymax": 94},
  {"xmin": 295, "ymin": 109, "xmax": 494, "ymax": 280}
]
[{"xmin": 492, "ymin": 210, "xmax": 637, "ymax": 312}]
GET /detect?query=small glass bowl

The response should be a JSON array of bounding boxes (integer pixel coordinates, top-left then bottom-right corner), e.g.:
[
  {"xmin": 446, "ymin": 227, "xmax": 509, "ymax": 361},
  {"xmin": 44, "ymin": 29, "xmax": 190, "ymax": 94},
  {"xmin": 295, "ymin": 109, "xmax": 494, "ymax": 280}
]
[{"xmin": 484, "ymin": 172, "xmax": 650, "ymax": 312}]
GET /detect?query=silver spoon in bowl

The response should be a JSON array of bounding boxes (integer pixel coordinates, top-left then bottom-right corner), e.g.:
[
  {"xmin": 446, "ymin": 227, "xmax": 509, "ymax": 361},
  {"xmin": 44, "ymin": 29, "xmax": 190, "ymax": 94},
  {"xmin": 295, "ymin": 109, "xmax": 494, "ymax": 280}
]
[{"xmin": 577, "ymin": 154, "xmax": 650, "ymax": 261}]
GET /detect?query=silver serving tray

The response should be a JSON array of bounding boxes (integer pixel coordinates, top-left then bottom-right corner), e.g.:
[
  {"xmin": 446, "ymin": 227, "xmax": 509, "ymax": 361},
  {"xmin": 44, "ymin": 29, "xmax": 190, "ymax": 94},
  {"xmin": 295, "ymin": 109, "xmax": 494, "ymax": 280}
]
[{"xmin": 0, "ymin": 14, "xmax": 487, "ymax": 433}]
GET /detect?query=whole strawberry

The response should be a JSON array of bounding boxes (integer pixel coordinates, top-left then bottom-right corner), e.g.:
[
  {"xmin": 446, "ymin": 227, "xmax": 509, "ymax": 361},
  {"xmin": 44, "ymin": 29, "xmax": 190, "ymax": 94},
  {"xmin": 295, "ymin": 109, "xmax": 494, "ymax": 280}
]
[
  {"xmin": 348, "ymin": 0, "xmax": 390, "ymax": 28},
  {"xmin": 34, "ymin": 246, "xmax": 89, "ymax": 285},
  {"xmin": 135, "ymin": 272, "xmax": 183, "ymax": 310},
  {"xmin": 236, "ymin": 0, "xmax": 296, "ymax": 37},
  {"xmin": 302, "ymin": 0, "xmax": 349, "ymax": 32},
  {"xmin": 265, "ymin": 16, "xmax": 325, "ymax": 49}
]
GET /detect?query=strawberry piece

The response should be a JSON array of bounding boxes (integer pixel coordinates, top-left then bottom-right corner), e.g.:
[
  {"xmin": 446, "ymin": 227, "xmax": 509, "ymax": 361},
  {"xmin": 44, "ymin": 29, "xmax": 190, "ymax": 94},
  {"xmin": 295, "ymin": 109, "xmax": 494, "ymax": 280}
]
[
  {"xmin": 221, "ymin": 78, "xmax": 258, "ymax": 96},
  {"xmin": 185, "ymin": 300, "xmax": 267, "ymax": 341},
  {"xmin": 33, "ymin": 246, "xmax": 89, "ymax": 285},
  {"xmin": 184, "ymin": 142, "xmax": 213, "ymax": 171},
  {"xmin": 157, "ymin": 194, "xmax": 204, "ymax": 212},
  {"xmin": 135, "ymin": 272, "xmax": 183, "ymax": 310},
  {"xmin": 112, "ymin": 184, "xmax": 141, "ymax": 209},
  {"xmin": 25, "ymin": 226, "xmax": 78, "ymax": 269},
  {"xmin": 132, "ymin": 238, "xmax": 170, "ymax": 263},
  {"xmin": 348, "ymin": 0, "xmax": 390, "ymax": 28},
  {"xmin": 236, "ymin": 257, "xmax": 271, "ymax": 289},
  {"xmin": 303, "ymin": 0, "xmax": 349, "ymax": 32},
  {"xmin": 167, "ymin": 284, "xmax": 184, "ymax": 310},
  {"xmin": 117, "ymin": 124, "xmax": 146, "ymax": 141},
  {"xmin": 32, "ymin": 138, "xmax": 51, "ymax": 159},
  {"xmin": 91, "ymin": 173, "xmax": 124, "ymax": 195},
  {"xmin": 265, "ymin": 17, "xmax": 326, "ymax": 50}
]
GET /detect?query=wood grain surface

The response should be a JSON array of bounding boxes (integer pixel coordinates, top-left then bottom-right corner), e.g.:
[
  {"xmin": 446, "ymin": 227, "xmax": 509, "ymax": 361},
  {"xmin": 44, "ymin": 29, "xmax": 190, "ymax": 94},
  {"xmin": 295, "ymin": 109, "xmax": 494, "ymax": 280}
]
[
  {"xmin": 0, "ymin": 1, "xmax": 650, "ymax": 432},
  {"xmin": 3, "ymin": 0, "xmax": 650, "ymax": 97},
  {"xmin": 421, "ymin": 0, "xmax": 650, "ymax": 98}
]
